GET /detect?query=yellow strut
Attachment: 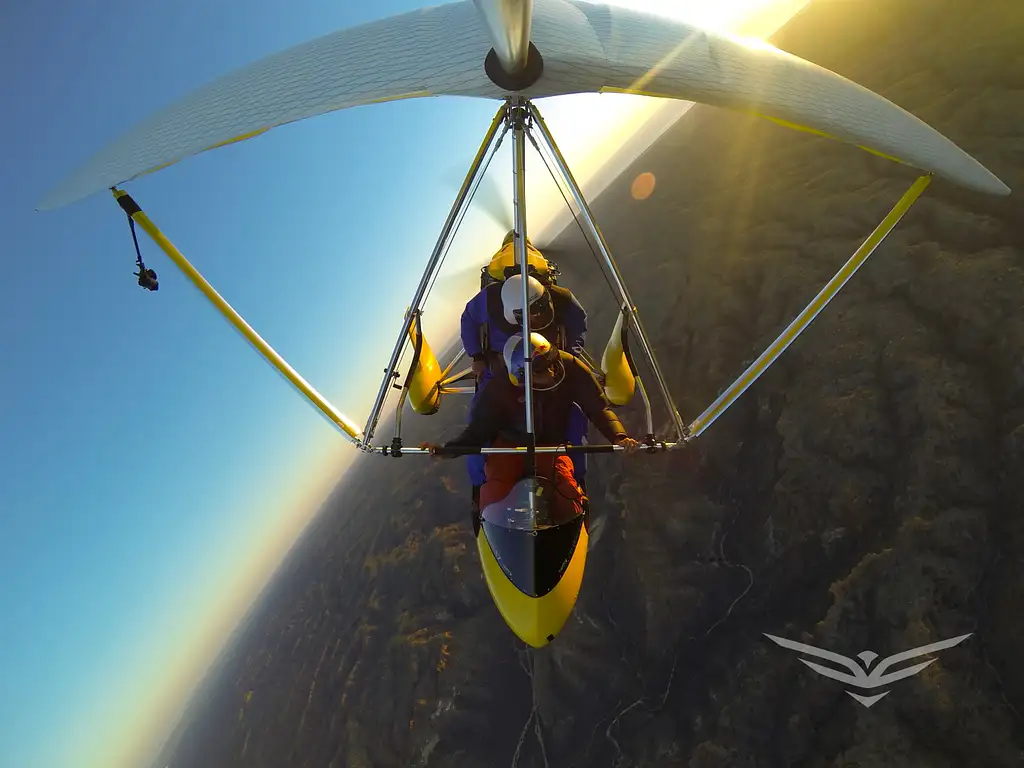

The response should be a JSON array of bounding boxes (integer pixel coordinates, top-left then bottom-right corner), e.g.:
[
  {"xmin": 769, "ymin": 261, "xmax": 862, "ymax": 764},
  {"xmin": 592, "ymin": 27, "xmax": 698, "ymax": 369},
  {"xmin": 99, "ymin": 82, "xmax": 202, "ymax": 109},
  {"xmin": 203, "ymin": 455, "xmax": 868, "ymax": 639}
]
[
  {"xmin": 112, "ymin": 188, "xmax": 364, "ymax": 443},
  {"xmin": 687, "ymin": 173, "xmax": 932, "ymax": 439}
]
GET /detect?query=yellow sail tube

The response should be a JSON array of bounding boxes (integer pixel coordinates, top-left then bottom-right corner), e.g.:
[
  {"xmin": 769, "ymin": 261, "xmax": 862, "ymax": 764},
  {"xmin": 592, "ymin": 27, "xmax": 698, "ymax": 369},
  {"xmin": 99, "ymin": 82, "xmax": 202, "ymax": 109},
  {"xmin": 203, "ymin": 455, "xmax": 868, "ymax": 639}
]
[
  {"xmin": 112, "ymin": 188, "xmax": 364, "ymax": 443},
  {"xmin": 687, "ymin": 174, "xmax": 933, "ymax": 439}
]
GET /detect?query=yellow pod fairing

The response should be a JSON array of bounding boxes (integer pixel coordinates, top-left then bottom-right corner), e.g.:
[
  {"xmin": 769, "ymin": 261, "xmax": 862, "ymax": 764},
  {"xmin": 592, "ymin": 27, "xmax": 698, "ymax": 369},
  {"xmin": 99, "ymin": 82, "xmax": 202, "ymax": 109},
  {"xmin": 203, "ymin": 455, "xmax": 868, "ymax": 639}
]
[
  {"xmin": 406, "ymin": 312, "xmax": 442, "ymax": 415},
  {"xmin": 475, "ymin": 477, "xmax": 589, "ymax": 648},
  {"xmin": 601, "ymin": 309, "xmax": 636, "ymax": 406}
]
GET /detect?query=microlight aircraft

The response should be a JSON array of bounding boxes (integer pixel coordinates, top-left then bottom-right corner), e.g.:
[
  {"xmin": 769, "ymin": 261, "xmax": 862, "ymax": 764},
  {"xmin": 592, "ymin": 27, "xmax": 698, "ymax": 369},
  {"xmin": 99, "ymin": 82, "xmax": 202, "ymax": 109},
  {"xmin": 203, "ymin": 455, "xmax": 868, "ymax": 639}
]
[{"xmin": 38, "ymin": 0, "xmax": 1010, "ymax": 647}]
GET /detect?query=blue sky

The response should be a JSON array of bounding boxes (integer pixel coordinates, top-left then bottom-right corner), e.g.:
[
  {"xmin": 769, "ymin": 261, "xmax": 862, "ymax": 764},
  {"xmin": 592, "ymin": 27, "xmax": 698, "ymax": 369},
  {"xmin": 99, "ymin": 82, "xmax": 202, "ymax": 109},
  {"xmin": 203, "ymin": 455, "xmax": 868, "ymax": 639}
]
[
  {"xmin": 0, "ymin": 1, "xmax": 805, "ymax": 766},
  {"xmin": 0, "ymin": 2, "xmax": 513, "ymax": 766}
]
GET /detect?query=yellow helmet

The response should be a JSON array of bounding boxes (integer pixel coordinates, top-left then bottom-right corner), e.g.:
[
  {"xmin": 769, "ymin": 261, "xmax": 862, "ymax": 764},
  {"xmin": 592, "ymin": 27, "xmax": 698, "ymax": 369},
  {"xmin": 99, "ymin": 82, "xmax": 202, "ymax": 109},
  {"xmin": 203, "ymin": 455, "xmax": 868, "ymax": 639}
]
[{"xmin": 502, "ymin": 229, "xmax": 532, "ymax": 248}]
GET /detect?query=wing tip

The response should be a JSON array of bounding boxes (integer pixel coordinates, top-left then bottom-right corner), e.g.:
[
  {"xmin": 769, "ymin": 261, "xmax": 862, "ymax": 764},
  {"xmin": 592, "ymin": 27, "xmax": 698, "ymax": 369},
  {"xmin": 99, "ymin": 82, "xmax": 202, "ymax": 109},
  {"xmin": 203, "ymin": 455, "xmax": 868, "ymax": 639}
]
[
  {"xmin": 986, "ymin": 177, "xmax": 1012, "ymax": 197},
  {"xmin": 36, "ymin": 178, "xmax": 92, "ymax": 212},
  {"xmin": 35, "ymin": 196, "xmax": 61, "ymax": 213},
  {"xmin": 35, "ymin": 195, "xmax": 61, "ymax": 213},
  {"xmin": 951, "ymin": 167, "xmax": 1011, "ymax": 197}
]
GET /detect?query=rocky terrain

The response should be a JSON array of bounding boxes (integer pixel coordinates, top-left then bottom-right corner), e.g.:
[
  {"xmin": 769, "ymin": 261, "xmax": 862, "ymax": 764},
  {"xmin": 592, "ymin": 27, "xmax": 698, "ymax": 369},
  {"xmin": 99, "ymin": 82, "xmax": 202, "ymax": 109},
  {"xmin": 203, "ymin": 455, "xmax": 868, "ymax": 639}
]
[{"xmin": 160, "ymin": 0, "xmax": 1024, "ymax": 766}]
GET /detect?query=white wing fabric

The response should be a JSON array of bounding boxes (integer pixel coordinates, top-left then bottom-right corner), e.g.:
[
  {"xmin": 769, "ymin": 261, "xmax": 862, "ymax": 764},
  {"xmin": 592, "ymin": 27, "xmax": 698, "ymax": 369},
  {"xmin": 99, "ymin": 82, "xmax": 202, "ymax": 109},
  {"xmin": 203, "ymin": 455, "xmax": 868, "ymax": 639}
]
[
  {"xmin": 36, "ymin": 2, "xmax": 501, "ymax": 210},
  {"xmin": 38, "ymin": 0, "xmax": 1008, "ymax": 210},
  {"xmin": 561, "ymin": 1, "xmax": 1008, "ymax": 196}
]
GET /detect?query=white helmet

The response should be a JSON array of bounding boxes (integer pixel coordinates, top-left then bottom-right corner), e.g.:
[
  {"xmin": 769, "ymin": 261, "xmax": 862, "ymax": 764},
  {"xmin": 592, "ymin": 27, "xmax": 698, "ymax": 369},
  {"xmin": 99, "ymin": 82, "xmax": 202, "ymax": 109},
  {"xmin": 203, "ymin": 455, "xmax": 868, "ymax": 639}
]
[{"xmin": 500, "ymin": 274, "xmax": 554, "ymax": 329}]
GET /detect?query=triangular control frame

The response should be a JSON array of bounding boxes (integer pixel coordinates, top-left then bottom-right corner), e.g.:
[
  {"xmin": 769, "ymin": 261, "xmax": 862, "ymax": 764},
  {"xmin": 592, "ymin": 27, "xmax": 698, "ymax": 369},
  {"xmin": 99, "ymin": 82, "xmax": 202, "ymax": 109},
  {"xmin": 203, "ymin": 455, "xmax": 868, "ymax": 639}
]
[
  {"xmin": 110, "ymin": 98, "xmax": 933, "ymax": 463},
  {"xmin": 364, "ymin": 97, "xmax": 687, "ymax": 463}
]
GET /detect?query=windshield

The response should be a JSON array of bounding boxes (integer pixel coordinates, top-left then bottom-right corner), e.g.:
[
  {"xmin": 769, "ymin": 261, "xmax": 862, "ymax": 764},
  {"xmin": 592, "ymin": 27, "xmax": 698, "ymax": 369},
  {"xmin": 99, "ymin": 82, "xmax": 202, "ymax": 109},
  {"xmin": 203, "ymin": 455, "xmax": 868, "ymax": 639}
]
[
  {"xmin": 479, "ymin": 477, "xmax": 584, "ymax": 598},
  {"xmin": 480, "ymin": 477, "xmax": 582, "ymax": 531}
]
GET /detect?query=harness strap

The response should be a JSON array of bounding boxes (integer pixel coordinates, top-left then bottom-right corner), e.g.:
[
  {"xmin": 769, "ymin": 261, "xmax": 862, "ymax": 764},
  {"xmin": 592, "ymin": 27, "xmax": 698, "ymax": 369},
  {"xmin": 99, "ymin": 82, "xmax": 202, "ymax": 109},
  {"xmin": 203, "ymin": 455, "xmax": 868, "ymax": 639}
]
[{"xmin": 555, "ymin": 322, "xmax": 567, "ymax": 351}]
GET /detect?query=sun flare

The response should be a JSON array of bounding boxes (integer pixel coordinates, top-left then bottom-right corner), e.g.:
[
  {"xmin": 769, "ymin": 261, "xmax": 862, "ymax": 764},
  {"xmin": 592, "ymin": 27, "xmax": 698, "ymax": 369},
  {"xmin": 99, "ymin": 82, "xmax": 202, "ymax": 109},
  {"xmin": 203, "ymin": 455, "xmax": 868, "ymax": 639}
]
[{"xmin": 606, "ymin": 0, "xmax": 787, "ymax": 32}]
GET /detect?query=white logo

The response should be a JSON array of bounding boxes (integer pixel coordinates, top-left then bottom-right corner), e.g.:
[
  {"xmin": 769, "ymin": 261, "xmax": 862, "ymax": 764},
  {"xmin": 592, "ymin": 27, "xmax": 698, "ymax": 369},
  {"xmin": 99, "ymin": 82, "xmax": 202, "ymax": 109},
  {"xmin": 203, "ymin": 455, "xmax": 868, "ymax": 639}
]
[{"xmin": 764, "ymin": 632, "xmax": 972, "ymax": 707}]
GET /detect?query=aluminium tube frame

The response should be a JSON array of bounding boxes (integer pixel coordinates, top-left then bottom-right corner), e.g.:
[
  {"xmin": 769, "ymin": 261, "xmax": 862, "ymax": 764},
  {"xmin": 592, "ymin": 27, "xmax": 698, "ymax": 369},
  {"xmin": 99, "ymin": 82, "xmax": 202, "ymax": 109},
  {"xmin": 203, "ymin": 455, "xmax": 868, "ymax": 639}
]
[
  {"xmin": 111, "ymin": 188, "xmax": 366, "ymax": 445},
  {"xmin": 526, "ymin": 100, "xmax": 688, "ymax": 443},
  {"xmin": 635, "ymin": 375, "xmax": 655, "ymax": 438},
  {"xmin": 359, "ymin": 101, "xmax": 511, "ymax": 448},
  {"xmin": 472, "ymin": 0, "xmax": 534, "ymax": 76},
  {"xmin": 370, "ymin": 96, "xmax": 683, "ymax": 457},
  {"xmin": 510, "ymin": 98, "xmax": 537, "ymax": 475},
  {"xmin": 372, "ymin": 442, "xmax": 678, "ymax": 457}
]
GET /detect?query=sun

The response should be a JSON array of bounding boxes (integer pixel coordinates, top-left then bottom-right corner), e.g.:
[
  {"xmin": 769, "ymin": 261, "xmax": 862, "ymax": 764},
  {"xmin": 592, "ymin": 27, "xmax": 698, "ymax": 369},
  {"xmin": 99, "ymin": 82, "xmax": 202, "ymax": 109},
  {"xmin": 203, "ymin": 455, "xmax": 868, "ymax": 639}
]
[
  {"xmin": 512, "ymin": 0, "xmax": 809, "ymax": 239},
  {"xmin": 605, "ymin": 0, "xmax": 782, "ymax": 32}
]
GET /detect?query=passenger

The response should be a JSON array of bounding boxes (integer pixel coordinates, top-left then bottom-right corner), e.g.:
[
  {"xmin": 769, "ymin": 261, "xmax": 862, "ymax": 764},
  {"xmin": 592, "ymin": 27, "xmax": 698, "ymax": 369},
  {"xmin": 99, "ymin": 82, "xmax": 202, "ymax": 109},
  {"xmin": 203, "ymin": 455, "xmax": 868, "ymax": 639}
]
[{"xmin": 421, "ymin": 332, "xmax": 638, "ymax": 524}]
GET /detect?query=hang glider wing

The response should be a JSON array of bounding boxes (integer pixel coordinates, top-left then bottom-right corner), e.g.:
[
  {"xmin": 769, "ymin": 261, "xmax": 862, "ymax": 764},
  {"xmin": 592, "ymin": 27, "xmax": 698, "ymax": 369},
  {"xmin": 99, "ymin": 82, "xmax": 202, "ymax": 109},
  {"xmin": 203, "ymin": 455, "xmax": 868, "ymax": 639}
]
[
  {"xmin": 552, "ymin": 0, "xmax": 1008, "ymax": 196},
  {"xmin": 39, "ymin": 0, "xmax": 1007, "ymax": 211},
  {"xmin": 36, "ymin": 2, "xmax": 507, "ymax": 210}
]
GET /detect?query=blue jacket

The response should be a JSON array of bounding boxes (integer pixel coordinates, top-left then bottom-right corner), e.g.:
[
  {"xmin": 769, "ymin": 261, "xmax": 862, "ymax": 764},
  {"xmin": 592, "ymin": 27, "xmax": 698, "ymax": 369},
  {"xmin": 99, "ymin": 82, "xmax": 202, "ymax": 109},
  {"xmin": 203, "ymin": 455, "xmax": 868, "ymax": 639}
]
[{"xmin": 461, "ymin": 282, "xmax": 587, "ymax": 364}]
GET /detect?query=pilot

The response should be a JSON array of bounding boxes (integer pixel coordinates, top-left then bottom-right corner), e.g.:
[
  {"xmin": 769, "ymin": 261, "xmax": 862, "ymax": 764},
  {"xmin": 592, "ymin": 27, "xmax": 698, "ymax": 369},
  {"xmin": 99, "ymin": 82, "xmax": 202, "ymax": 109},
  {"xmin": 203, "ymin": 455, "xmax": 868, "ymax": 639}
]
[
  {"xmin": 462, "ymin": 231, "xmax": 587, "ymax": 373},
  {"xmin": 421, "ymin": 332, "xmax": 639, "ymax": 524}
]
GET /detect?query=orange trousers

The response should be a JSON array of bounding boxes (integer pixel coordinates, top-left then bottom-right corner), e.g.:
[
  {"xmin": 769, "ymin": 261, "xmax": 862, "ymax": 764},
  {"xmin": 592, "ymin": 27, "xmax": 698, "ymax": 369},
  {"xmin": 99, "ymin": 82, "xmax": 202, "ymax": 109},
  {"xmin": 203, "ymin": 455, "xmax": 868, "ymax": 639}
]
[{"xmin": 479, "ymin": 439, "xmax": 584, "ymax": 520}]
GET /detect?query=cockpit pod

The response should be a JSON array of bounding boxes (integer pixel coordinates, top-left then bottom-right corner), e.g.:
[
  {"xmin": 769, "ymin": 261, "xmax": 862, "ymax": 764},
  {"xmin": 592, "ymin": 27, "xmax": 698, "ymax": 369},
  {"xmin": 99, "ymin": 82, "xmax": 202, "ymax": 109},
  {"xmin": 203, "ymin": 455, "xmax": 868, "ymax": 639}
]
[{"xmin": 475, "ymin": 476, "xmax": 589, "ymax": 648}]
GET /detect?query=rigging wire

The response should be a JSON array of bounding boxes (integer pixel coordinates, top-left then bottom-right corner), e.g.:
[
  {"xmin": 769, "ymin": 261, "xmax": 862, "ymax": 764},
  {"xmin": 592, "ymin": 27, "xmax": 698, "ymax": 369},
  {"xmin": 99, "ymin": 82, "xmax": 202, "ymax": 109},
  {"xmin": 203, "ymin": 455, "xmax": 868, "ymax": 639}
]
[
  {"xmin": 421, "ymin": 130, "xmax": 507, "ymax": 306},
  {"xmin": 528, "ymin": 132, "xmax": 619, "ymax": 305},
  {"xmin": 528, "ymin": 129, "xmax": 660, "ymax": 428},
  {"xmin": 383, "ymin": 123, "xmax": 508, "ymax": 428}
]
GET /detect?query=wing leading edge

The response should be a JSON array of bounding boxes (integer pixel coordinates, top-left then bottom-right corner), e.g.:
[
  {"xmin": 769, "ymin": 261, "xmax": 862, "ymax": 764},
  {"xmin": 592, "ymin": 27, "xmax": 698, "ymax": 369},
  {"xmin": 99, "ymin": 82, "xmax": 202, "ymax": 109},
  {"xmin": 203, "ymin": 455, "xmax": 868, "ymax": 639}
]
[{"xmin": 38, "ymin": 0, "xmax": 1008, "ymax": 210}]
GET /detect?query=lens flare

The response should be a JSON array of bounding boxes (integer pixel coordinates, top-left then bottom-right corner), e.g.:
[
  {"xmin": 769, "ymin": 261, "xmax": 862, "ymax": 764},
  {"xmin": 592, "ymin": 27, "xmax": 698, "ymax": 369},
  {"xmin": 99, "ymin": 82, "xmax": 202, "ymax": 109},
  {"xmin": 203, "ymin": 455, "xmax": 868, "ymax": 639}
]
[{"xmin": 631, "ymin": 171, "xmax": 656, "ymax": 200}]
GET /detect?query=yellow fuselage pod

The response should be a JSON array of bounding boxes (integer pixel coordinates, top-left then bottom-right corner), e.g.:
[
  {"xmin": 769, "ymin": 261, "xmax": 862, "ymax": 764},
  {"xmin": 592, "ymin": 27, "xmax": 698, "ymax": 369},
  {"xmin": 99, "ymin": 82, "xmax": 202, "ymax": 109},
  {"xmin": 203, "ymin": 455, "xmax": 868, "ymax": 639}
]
[
  {"xmin": 486, "ymin": 242, "xmax": 550, "ymax": 282},
  {"xmin": 406, "ymin": 313, "xmax": 442, "ymax": 415},
  {"xmin": 601, "ymin": 310, "xmax": 636, "ymax": 406},
  {"xmin": 476, "ymin": 517, "xmax": 589, "ymax": 648}
]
